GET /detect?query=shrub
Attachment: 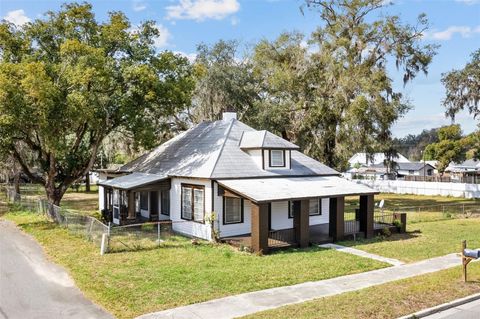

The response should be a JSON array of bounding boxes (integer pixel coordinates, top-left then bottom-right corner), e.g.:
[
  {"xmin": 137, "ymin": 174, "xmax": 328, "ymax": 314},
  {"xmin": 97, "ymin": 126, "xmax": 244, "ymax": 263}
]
[
  {"xmin": 393, "ymin": 219, "xmax": 403, "ymax": 231},
  {"xmin": 381, "ymin": 227, "xmax": 392, "ymax": 237}
]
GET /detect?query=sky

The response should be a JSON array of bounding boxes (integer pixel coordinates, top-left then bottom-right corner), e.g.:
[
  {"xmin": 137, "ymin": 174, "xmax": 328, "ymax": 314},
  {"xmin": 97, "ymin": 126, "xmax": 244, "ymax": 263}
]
[{"xmin": 1, "ymin": 0, "xmax": 479, "ymax": 138}]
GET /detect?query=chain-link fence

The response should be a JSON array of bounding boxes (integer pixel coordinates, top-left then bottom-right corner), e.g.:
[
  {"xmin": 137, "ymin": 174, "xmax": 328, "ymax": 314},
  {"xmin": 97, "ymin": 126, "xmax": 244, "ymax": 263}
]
[
  {"xmin": 1, "ymin": 185, "xmax": 194, "ymax": 254},
  {"xmin": 3, "ymin": 185, "xmax": 109, "ymax": 250},
  {"xmin": 392, "ymin": 202, "xmax": 480, "ymax": 223},
  {"xmin": 108, "ymin": 221, "xmax": 177, "ymax": 252}
]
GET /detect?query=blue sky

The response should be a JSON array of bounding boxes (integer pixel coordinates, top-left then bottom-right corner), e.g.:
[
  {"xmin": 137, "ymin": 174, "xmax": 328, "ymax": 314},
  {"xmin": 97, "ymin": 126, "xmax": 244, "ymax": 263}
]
[{"xmin": 1, "ymin": 0, "xmax": 479, "ymax": 137}]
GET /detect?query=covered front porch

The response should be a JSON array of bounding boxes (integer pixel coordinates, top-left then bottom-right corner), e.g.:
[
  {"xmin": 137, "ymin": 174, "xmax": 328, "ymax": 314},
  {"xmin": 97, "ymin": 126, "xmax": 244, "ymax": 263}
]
[
  {"xmin": 218, "ymin": 176, "xmax": 380, "ymax": 254},
  {"xmin": 99, "ymin": 173, "xmax": 171, "ymax": 225}
]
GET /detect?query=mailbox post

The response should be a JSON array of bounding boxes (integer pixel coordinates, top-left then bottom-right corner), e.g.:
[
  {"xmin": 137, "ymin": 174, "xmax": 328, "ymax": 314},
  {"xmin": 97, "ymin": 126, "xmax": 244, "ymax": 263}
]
[{"xmin": 461, "ymin": 240, "xmax": 480, "ymax": 282}]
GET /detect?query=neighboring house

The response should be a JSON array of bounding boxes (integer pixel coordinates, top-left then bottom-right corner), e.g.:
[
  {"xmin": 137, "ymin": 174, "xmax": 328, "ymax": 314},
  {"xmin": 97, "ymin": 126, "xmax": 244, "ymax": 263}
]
[
  {"xmin": 396, "ymin": 162, "xmax": 435, "ymax": 178},
  {"xmin": 348, "ymin": 152, "xmax": 410, "ymax": 167},
  {"xmin": 98, "ymin": 113, "xmax": 379, "ymax": 253},
  {"xmin": 446, "ymin": 159, "xmax": 480, "ymax": 183},
  {"xmin": 344, "ymin": 165, "xmax": 388, "ymax": 180}
]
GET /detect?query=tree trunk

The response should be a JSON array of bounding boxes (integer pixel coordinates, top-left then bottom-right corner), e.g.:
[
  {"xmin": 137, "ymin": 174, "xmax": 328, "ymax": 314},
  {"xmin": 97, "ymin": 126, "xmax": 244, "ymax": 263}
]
[
  {"xmin": 13, "ymin": 172, "xmax": 20, "ymax": 194},
  {"xmin": 85, "ymin": 173, "xmax": 90, "ymax": 192}
]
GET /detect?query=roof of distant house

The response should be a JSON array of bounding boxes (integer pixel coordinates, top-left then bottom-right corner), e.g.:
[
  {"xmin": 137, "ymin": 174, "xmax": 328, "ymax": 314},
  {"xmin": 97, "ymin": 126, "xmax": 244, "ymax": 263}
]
[{"xmin": 348, "ymin": 152, "xmax": 410, "ymax": 166}]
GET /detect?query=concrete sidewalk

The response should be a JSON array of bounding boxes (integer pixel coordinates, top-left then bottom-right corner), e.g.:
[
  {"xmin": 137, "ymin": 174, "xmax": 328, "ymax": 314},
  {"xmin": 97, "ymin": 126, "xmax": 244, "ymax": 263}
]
[
  {"xmin": 319, "ymin": 243, "xmax": 405, "ymax": 266},
  {"xmin": 137, "ymin": 253, "xmax": 464, "ymax": 319}
]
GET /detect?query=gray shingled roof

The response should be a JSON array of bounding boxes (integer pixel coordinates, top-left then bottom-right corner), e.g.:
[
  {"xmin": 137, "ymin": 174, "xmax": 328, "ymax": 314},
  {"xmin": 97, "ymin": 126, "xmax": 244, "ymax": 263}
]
[
  {"xmin": 397, "ymin": 162, "xmax": 432, "ymax": 171},
  {"xmin": 98, "ymin": 172, "xmax": 166, "ymax": 190},
  {"xmin": 239, "ymin": 130, "xmax": 299, "ymax": 149},
  {"xmin": 120, "ymin": 118, "xmax": 339, "ymax": 179}
]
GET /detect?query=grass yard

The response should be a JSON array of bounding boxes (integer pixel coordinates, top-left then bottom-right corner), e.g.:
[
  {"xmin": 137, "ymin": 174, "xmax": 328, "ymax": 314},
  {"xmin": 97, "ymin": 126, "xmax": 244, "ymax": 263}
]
[
  {"xmin": 3, "ymin": 211, "xmax": 387, "ymax": 319},
  {"xmin": 243, "ymin": 262, "xmax": 480, "ymax": 319},
  {"xmin": 339, "ymin": 218, "xmax": 480, "ymax": 263}
]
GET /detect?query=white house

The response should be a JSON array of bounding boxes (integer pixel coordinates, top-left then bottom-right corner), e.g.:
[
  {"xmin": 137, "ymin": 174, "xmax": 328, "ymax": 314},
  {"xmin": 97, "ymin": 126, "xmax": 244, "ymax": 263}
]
[
  {"xmin": 98, "ymin": 113, "xmax": 379, "ymax": 253},
  {"xmin": 348, "ymin": 152, "xmax": 410, "ymax": 167}
]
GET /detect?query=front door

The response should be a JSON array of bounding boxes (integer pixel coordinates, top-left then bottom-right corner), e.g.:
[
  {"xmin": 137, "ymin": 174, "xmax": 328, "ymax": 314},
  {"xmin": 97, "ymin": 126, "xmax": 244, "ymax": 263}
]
[
  {"xmin": 140, "ymin": 191, "xmax": 149, "ymax": 218},
  {"xmin": 150, "ymin": 191, "xmax": 159, "ymax": 220}
]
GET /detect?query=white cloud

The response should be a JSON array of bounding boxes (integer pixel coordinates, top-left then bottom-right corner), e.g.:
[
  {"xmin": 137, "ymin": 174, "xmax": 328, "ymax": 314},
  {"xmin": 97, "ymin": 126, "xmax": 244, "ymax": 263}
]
[
  {"xmin": 174, "ymin": 51, "xmax": 197, "ymax": 62},
  {"xmin": 231, "ymin": 16, "xmax": 238, "ymax": 26},
  {"xmin": 153, "ymin": 24, "xmax": 171, "ymax": 48},
  {"xmin": 166, "ymin": 0, "xmax": 240, "ymax": 21},
  {"xmin": 455, "ymin": 0, "xmax": 480, "ymax": 5},
  {"xmin": 3, "ymin": 9, "xmax": 31, "ymax": 26},
  {"xmin": 133, "ymin": 0, "xmax": 147, "ymax": 12},
  {"xmin": 131, "ymin": 24, "xmax": 171, "ymax": 48},
  {"xmin": 425, "ymin": 25, "xmax": 480, "ymax": 41}
]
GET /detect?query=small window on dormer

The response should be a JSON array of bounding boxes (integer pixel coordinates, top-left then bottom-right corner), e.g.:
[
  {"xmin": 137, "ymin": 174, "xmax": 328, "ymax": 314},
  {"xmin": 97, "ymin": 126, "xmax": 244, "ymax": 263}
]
[{"xmin": 269, "ymin": 150, "xmax": 285, "ymax": 167}]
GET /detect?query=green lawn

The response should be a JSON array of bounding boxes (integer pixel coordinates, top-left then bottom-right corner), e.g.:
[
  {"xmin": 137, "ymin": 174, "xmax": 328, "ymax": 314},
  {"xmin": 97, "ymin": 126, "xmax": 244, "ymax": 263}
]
[
  {"xmin": 339, "ymin": 218, "xmax": 480, "ymax": 263},
  {"xmin": 3, "ymin": 211, "xmax": 387, "ymax": 319},
  {"xmin": 243, "ymin": 263, "xmax": 480, "ymax": 319}
]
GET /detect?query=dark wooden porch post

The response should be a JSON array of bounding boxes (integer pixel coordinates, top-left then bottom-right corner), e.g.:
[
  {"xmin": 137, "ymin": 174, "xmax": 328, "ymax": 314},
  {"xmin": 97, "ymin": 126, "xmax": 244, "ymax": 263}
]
[
  {"xmin": 359, "ymin": 194, "xmax": 374, "ymax": 239},
  {"xmin": 127, "ymin": 190, "xmax": 135, "ymax": 219},
  {"xmin": 329, "ymin": 197, "xmax": 345, "ymax": 241},
  {"xmin": 251, "ymin": 202, "xmax": 269, "ymax": 254},
  {"xmin": 293, "ymin": 200, "xmax": 310, "ymax": 248}
]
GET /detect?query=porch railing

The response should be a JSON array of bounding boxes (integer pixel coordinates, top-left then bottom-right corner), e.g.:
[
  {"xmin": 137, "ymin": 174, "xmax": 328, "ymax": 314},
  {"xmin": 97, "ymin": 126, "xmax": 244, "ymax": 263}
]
[{"xmin": 268, "ymin": 228, "xmax": 296, "ymax": 248}]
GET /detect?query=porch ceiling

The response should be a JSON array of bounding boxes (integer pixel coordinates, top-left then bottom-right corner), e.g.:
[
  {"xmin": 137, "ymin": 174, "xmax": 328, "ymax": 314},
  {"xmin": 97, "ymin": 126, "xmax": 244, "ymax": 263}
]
[
  {"xmin": 217, "ymin": 176, "xmax": 379, "ymax": 203},
  {"xmin": 98, "ymin": 172, "xmax": 167, "ymax": 190}
]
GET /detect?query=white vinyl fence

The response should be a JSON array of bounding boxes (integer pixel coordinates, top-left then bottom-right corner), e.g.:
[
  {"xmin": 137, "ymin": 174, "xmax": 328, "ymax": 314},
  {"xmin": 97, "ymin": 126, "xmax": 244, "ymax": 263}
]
[{"xmin": 354, "ymin": 180, "xmax": 480, "ymax": 199}]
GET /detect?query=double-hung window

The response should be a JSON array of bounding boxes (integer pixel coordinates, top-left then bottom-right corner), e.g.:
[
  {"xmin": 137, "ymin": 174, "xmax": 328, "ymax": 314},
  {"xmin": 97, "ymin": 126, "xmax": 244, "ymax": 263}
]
[
  {"xmin": 223, "ymin": 197, "xmax": 243, "ymax": 224},
  {"xmin": 288, "ymin": 200, "xmax": 321, "ymax": 217},
  {"xmin": 181, "ymin": 184, "xmax": 204, "ymax": 222},
  {"xmin": 269, "ymin": 150, "xmax": 285, "ymax": 167},
  {"xmin": 309, "ymin": 198, "xmax": 321, "ymax": 216}
]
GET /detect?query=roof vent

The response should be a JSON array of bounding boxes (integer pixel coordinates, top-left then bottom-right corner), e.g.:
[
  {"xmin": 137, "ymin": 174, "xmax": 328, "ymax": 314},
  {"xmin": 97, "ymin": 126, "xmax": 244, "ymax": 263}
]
[{"xmin": 222, "ymin": 112, "xmax": 237, "ymax": 121}]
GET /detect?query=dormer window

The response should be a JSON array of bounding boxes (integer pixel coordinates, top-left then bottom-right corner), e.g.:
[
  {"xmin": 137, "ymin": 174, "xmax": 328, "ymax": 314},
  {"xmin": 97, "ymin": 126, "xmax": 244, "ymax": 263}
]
[{"xmin": 269, "ymin": 150, "xmax": 285, "ymax": 167}]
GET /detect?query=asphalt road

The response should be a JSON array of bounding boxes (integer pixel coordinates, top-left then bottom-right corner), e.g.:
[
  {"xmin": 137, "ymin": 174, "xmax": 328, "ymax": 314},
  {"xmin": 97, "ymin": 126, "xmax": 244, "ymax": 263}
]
[
  {"xmin": 0, "ymin": 219, "xmax": 114, "ymax": 319},
  {"xmin": 423, "ymin": 298, "xmax": 480, "ymax": 319}
]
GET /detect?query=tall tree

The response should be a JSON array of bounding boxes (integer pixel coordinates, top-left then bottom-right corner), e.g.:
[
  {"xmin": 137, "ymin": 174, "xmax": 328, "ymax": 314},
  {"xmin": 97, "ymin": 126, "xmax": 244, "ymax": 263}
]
[
  {"xmin": 0, "ymin": 3, "xmax": 194, "ymax": 204},
  {"xmin": 191, "ymin": 40, "xmax": 259, "ymax": 123},
  {"xmin": 424, "ymin": 124, "xmax": 471, "ymax": 173},
  {"xmin": 442, "ymin": 49, "xmax": 480, "ymax": 120},
  {"xmin": 251, "ymin": 0, "xmax": 437, "ymax": 169}
]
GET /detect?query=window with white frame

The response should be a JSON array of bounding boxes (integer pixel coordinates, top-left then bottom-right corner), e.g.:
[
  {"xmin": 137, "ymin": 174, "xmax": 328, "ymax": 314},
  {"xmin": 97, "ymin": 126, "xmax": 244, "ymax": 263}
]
[
  {"xmin": 161, "ymin": 190, "xmax": 170, "ymax": 216},
  {"xmin": 181, "ymin": 185, "xmax": 204, "ymax": 222},
  {"xmin": 309, "ymin": 198, "xmax": 321, "ymax": 216},
  {"xmin": 223, "ymin": 197, "xmax": 243, "ymax": 224},
  {"xmin": 269, "ymin": 149, "xmax": 285, "ymax": 167}
]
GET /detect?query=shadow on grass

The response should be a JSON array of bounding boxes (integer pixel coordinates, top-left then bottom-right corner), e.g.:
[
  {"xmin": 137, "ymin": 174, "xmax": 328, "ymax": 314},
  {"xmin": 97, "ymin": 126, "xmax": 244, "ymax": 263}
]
[{"xmin": 339, "ymin": 230, "xmax": 423, "ymax": 248}]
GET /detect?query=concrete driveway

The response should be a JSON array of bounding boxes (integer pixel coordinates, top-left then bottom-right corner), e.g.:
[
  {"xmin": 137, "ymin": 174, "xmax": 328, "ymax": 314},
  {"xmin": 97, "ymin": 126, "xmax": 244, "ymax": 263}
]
[{"xmin": 0, "ymin": 219, "xmax": 114, "ymax": 319}]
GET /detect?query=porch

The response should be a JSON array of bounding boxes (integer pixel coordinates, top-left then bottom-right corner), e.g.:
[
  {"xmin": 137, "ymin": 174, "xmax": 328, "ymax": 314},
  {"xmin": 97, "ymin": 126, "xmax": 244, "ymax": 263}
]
[
  {"xmin": 223, "ymin": 224, "xmax": 333, "ymax": 250},
  {"xmin": 99, "ymin": 173, "xmax": 171, "ymax": 225},
  {"xmin": 218, "ymin": 176, "xmax": 386, "ymax": 254}
]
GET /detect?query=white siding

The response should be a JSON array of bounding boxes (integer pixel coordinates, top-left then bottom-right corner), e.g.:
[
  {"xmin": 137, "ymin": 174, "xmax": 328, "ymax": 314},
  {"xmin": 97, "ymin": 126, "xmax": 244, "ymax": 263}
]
[
  {"xmin": 270, "ymin": 201, "xmax": 292, "ymax": 230},
  {"xmin": 170, "ymin": 177, "xmax": 212, "ymax": 240},
  {"xmin": 98, "ymin": 185, "xmax": 104, "ymax": 210}
]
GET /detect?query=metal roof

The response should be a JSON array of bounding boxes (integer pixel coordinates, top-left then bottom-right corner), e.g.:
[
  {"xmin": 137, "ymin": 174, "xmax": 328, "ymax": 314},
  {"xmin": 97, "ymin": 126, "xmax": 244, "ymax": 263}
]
[
  {"xmin": 218, "ymin": 176, "xmax": 378, "ymax": 203},
  {"xmin": 98, "ymin": 172, "xmax": 167, "ymax": 190},
  {"xmin": 119, "ymin": 119, "xmax": 338, "ymax": 179},
  {"xmin": 239, "ymin": 130, "xmax": 299, "ymax": 149}
]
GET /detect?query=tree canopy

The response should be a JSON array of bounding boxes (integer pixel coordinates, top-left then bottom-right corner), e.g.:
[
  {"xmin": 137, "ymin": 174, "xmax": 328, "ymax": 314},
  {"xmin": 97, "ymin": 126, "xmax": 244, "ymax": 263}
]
[
  {"xmin": 442, "ymin": 49, "xmax": 480, "ymax": 120},
  {"xmin": 195, "ymin": 0, "xmax": 437, "ymax": 170},
  {"xmin": 424, "ymin": 124, "xmax": 474, "ymax": 173},
  {"xmin": 0, "ymin": 3, "xmax": 194, "ymax": 204}
]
